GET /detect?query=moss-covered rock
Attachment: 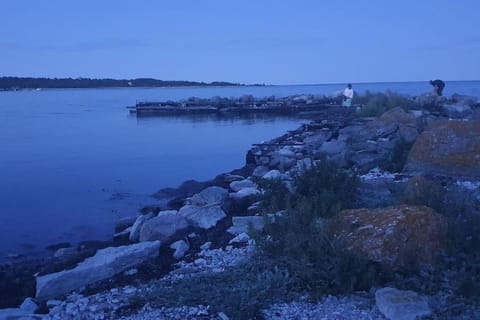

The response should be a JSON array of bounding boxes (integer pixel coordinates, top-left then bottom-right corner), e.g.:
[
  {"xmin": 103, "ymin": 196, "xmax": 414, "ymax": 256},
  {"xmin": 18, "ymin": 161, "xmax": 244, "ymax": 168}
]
[
  {"xmin": 330, "ymin": 205, "xmax": 447, "ymax": 271},
  {"xmin": 405, "ymin": 120, "xmax": 480, "ymax": 179}
]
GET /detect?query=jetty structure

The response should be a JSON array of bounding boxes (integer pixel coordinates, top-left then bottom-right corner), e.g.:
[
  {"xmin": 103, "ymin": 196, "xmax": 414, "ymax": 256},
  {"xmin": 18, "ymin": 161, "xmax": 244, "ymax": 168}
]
[{"xmin": 127, "ymin": 94, "xmax": 347, "ymax": 116}]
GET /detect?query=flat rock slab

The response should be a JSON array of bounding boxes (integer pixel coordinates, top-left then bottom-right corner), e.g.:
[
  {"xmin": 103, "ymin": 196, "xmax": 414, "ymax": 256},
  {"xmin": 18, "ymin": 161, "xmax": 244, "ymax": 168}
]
[
  {"xmin": 375, "ymin": 287, "xmax": 431, "ymax": 320},
  {"xmin": 139, "ymin": 212, "xmax": 188, "ymax": 242},
  {"xmin": 36, "ymin": 241, "xmax": 160, "ymax": 301},
  {"xmin": 178, "ymin": 204, "xmax": 226, "ymax": 229},
  {"xmin": 190, "ymin": 186, "xmax": 228, "ymax": 206},
  {"xmin": 227, "ymin": 216, "xmax": 265, "ymax": 235}
]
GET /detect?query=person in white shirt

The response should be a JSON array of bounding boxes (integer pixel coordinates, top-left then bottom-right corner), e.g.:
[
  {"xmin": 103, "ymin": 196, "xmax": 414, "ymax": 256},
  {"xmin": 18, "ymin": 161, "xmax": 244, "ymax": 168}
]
[{"xmin": 342, "ymin": 84, "xmax": 354, "ymax": 107}]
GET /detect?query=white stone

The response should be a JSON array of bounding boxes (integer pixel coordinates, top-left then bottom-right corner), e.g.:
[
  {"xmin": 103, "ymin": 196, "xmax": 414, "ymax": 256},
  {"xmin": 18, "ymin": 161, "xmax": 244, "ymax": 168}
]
[
  {"xmin": 278, "ymin": 147, "xmax": 296, "ymax": 157},
  {"xmin": 20, "ymin": 297, "xmax": 39, "ymax": 313},
  {"xmin": 229, "ymin": 187, "xmax": 261, "ymax": 199},
  {"xmin": 123, "ymin": 268, "xmax": 138, "ymax": 276},
  {"xmin": 229, "ymin": 179, "xmax": 256, "ymax": 192},
  {"xmin": 129, "ymin": 213, "xmax": 155, "ymax": 242},
  {"xmin": 229, "ymin": 233, "xmax": 250, "ymax": 244},
  {"xmin": 194, "ymin": 258, "xmax": 207, "ymax": 266},
  {"xmin": 200, "ymin": 242, "xmax": 212, "ymax": 250},
  {"xmin": 0, "ymin": 308, "xmax": 40, "ymax": 319},
  {"xmin": 252, "ymin": 166, "xmax": 269, "ymax": 177},
  {"xmin": 262, "ymin": 170, "xmax": 283, "ymax": 180},
  {"xmin": 36, "ymin": 241, "xmax": 160, "ymax": 300},
  {"xmin": 375, "ymin": 287, "xmax": 431, "ymax": 320},
  {"xmin": 46, "ymin": 300, "xmax": 62, "ymax": 308},
  {"xmin": 190, "ymin": 186, "xmax": 228, "ymax": 206},
  {"xmin": 178, "ymin": 204, "xmax": 226, "ymax": 229},
  {"xmin": 170, "ymin": 240, "xmax": 190, "ymax": 259},
  {"xmin": 139, "ymin": 212, "xmax": 189, "ymax": 242}
]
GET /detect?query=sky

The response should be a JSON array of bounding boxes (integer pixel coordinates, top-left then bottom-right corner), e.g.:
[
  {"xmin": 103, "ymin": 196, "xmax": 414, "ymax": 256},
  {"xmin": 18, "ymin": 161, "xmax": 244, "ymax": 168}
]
[{"xmin": 1, "ymin": 0, "xmax": 479, "ymax": 85}]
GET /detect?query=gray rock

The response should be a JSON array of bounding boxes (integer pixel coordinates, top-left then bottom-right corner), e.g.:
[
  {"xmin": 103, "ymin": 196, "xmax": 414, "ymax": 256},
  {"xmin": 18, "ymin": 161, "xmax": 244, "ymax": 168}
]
[
  {"xmin": 223, "ymin": 174, "xmax": 245, "ymax": 182},
  {"xmin": 414, "ymin": 92, "xmax": 447, "ymax": 107},
  {"xmin": 200, "ymin": 242, "xmax": 212, "ymax": 250},
  {"xmin": 170, "ymin": 240, "xmax": 190, "ymax": 259},
  {"xmin": 190, "ymin": 186, "xmax": 228, "ymax": 206},
  {"xmin": 36, "ymin": 241, "xmax": 160, "ymax": 300},
  {"xmin": 375, "ymin": 287, "xmax": 431, "ymax": 320},
  {"xmin": 229, "ymin": 187, "xmax": 261, "ymax": 199},
  {"xmin": 252, "ymin": 166, "xmax": 269, "ymax": 177},
  {"xmin": 227, "ymin": 216, "xmax": 265, "ymax": 235},
  {"xmin": 320, "ymin": 140, "xmax": 347, "ymax": 155},
  {"xmin": 278, "ymin": 147, "xmax": 296, "ymax": 157},
  {"xmin": 397, "ymin": 126, "xmax": 419, "ymax": 144},
  {"xmin": 53, "ymin": 247, "xmax": 79, "ymax": 262},
  {"xmin": 229, "ymin": 179, "xmax": 257, "ymax": 192},
  {"xmin": 139, "ymin": 212, "xmax": 189, "ymax": 242},
  {"xmin": 262, "ymin": 170, "xmax": 283, "ymax": 180},
  {"xmin": 129, "ymin": 213, "xmax": 155, "ymax": 242},
  {"xmin": 229, "ymin": 233, "xmax": 250, "ymax": 244},
  {"xmin": 178, "ymin": 204, "xmax": 226, "ymax": 229},
  {"xmin": 451, "ymin": 93, "xmax": 478, "ymax": 106},
  {"xmin": 114, "ymin": 216, "xmax": 137, "ymax": 233},
  {"xmin": 0, "ymin": 308, "xmax": 43, "ymax": 319},
  {"xmin": 442, "ymin": 104, "xmax": 472, "ymax": 118},
  {"xmin": 405, "ymin": 120, "xmax": 480, "ymax": 179},
  {"xmin": 269, "ymin": 152, "xmax": 297, "ymax": 170},
  {"xmin": 113, "ymin": 226, "xmax": 132, "ymax": 242},
  {"xmin": 19, "ymin": 298, "xmax": 39, "ymax": 313}
]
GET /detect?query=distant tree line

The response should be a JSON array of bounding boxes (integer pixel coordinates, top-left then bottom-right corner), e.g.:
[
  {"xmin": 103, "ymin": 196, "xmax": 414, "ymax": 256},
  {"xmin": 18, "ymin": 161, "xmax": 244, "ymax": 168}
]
[{"xmin": 0, "ymin": 77, "xmax": 245, "ymax": 90}]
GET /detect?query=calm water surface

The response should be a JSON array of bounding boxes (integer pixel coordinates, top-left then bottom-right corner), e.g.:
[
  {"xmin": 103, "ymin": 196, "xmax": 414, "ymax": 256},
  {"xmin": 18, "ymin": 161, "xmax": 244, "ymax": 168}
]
[{"xmin": 1, "ymin": 82, "xmax": 479, "ymax": 259}]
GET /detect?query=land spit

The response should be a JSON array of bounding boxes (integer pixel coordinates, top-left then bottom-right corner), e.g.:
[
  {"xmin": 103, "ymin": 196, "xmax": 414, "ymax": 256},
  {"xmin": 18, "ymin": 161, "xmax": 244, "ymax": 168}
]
[{"xmin": 127, "ymin": 94, "xmax": 346, "ymax": 116}]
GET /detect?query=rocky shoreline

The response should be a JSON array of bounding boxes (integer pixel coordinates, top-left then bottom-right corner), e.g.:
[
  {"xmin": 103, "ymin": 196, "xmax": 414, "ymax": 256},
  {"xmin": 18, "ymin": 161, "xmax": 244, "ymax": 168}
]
[{"xmin": 2, "ymin": 92, "xmax": 480, "ymax": 319}]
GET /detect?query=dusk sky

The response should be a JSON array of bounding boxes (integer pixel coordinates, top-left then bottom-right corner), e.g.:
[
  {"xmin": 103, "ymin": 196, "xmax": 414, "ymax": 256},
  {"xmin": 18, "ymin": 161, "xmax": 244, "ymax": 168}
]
[{"xmin": 1, "ymin": 0, "xmax": 479, "ymax": 85}]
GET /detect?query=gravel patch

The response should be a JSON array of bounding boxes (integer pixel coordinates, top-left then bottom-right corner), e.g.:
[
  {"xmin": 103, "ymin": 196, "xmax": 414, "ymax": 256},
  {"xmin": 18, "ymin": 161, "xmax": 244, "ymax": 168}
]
[{"xmin": 263, "ymin": 293, "xmax": 385, "ymax": 320}]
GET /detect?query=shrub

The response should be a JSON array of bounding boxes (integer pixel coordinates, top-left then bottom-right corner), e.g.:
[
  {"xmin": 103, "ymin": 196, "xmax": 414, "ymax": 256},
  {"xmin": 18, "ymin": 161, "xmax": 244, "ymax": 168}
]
[
  {"xmin": 291, "ymin": 159, "xmax": 359, "ymax": 218},
  {"xmin": 138, "ymin": 259, "xmax": 297, "ymax": 320},
  {"xmin": 399, "ymin": 177, "xmax": 480, "ymax": 254},
  {"xmin": 356, "ymin": 90, "xmax": 414, "ymax": 117},
  {"xmin": 255, "ymin": 158, "xmax": 383, "ymax": 297},
  {"xmin": 256, "ymin": 177, "xmax": 290, "ymax": 213}
]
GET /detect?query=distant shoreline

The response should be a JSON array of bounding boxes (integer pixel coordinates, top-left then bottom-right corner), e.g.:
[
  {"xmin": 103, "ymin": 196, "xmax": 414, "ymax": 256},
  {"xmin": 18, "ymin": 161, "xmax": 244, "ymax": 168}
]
[{"xmin": 0, "ymin": 76, "xmax": 266, "ymax": 90}]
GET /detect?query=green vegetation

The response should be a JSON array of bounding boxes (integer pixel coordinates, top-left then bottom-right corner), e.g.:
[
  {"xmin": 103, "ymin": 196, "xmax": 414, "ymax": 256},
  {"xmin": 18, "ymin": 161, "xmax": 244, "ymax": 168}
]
[
  {"xmin": 356, "ymin": 90, "xmax": 415, "ymax": 117},
  {"xmin": 138, "ymin": 260, "xmax": 297, "ymax": 319},
  {"xmin": 397, "ymin": 176, "xmax": 480, "ymax": 297},
  {"xmin": 0, "ymin": 76, "xmax": 242, "ymax": 89},
  {"xmin": 254, "ymin": 159, "xmax": 382, "ymax": 298}
]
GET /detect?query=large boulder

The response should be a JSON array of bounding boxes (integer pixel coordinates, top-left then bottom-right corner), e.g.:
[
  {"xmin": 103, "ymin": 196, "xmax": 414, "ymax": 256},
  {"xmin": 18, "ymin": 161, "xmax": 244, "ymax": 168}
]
[
  {"xmin": 330, "ymin": 205, "xmax": 447, "ymax": 270},
  {"xmin": 0, "ymin": 308, "xmax": 43, "ymax": 319},
  {"xmin": 375, "ymin": 287, "xmax": 431, "ymax": 320},
  {"xmin": 441, "ymin": 103, "xmax": 472, "ymax": 118},
  {"xmin": 405, "ymin": 120, "xmax": 480, "ymax": 179},
  {"xmin": 414, "ymin": 92, "xmax": 447, "ymax": 108},
  {"xmin": 190, "ymin": 186, "xmax": 228, "ymax": 206},
  {"xmin": 351, "ymin": 107, "xmax": 421, "ymax": 143},
  {"xmin": 129, "ymin": 213, "xmax": 156, "ymax": 242},
  {"xmin": 178, "ymin": 204, "xmax": 226, "ymax": 229},
  {"xmin": 450, "ymin": 93, "xmax": 478, "ymax": 106},
  {"xmin": 334, "ymin": 108, "xmax": 423, "ymax": 173},
  {"xmin": 36, "ymin": 241, "xmax": 160, "ymax": 300},
  {"xmin": 139, "ymin": 212, "xmax": 189, "ymax": 242}
]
